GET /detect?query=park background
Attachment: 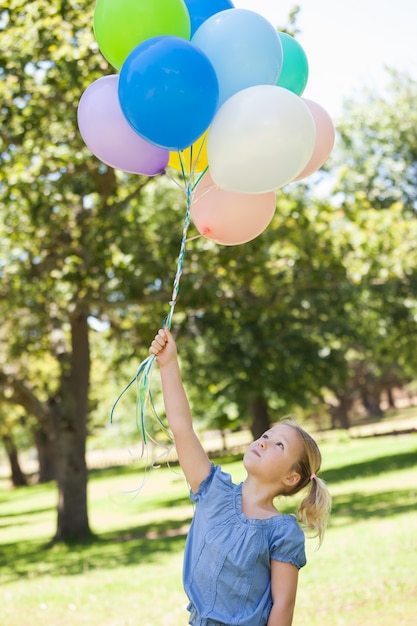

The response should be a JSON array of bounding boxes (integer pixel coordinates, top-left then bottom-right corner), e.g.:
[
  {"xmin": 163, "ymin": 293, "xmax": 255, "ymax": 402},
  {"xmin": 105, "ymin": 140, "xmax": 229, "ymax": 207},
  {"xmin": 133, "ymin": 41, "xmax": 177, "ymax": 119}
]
[{"xmin": 1, "ymin": 1, "xmax": 417, "ymax": 624}]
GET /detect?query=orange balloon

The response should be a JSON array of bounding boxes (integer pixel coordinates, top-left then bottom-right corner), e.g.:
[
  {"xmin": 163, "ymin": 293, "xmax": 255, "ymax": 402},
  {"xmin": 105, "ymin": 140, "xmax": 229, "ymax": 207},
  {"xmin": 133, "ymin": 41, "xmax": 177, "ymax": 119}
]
[
  {"xmin": 191, "ymin": 172, "xmax": 276, "ymax": 246},
  {"xmin": 169, "ymin": 131, "xmax": 208, "ymax": 174},
  {"xmin": 294, "ymin": 99, "xmax": 335, "ymax": 181}
]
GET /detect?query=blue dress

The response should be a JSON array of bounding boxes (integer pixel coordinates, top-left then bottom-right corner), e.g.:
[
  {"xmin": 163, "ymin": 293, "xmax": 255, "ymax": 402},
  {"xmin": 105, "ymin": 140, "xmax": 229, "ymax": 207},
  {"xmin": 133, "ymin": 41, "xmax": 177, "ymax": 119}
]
[{"xmin": 183, "ymin": 464, "xmax": 306, "ymax": 626}]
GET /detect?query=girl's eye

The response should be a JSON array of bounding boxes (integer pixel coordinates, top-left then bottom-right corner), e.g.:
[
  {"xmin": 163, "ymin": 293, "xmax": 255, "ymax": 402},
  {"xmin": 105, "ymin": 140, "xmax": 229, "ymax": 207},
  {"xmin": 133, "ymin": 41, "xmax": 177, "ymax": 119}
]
[{"xmin": 276, "ymin": 442, "xmax": 284, "ymax": 449}]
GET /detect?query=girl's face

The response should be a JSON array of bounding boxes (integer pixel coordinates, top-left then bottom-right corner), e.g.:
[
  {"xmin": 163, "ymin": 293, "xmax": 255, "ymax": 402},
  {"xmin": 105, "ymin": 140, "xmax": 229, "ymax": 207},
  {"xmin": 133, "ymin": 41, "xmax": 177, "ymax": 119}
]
[{"xmin": 243, "ymin": 424, "xmax": 303, "ymax": 486}]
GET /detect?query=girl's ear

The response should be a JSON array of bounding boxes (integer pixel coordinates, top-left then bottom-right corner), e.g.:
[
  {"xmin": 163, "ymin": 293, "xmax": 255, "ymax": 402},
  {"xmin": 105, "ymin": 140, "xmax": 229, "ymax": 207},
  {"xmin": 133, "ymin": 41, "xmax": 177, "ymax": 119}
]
[{"xmin": 283, "ymin": 471, "xmax": 301, "ymax": 488}]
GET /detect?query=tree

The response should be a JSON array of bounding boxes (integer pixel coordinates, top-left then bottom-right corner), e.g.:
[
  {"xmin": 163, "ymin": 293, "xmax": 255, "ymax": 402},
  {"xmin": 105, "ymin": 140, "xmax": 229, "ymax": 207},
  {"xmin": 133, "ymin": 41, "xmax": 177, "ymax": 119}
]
[
  {"xmin": 0, "ymin": 404, "xmax": 28, "ymax": 487},
  {"xmin": 323, "ymin": 72, "xmax": 417, "ymax": 423},
  {"xmin": 335, "ymin": 71, "xmax": 417, "ymax": 215},
  {"xmin": 0, "ymin": 0, "xmax": 183, "ymax": 540},
  {"xmin": 170, "ymin": 190, "xmax": 359, "ymax": 435}
]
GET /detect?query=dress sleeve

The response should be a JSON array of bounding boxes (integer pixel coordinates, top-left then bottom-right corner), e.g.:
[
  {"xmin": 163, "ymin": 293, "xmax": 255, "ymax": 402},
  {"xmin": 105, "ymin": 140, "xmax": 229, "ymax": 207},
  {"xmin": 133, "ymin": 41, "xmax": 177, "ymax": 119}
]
[
  {"xmin": 189, "ymin": 462, "xmax": 217, "ymax": 502},
  {"xmin": 270, "ymin": 518, "xmax": 307, "ymax": 569}
]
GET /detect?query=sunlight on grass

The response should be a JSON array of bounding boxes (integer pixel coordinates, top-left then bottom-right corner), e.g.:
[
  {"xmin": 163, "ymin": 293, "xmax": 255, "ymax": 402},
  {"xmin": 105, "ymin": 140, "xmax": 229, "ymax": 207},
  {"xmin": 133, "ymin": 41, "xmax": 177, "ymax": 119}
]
[{"xmin": 0, "ymin": 431, "xmax": 416, "ymax": 625}]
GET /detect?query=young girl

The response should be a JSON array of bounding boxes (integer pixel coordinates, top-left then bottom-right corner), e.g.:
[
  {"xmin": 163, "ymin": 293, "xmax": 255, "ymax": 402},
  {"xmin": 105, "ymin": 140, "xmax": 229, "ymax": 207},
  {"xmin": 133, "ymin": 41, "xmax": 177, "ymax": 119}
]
[{"xmin": 149, "ymin": 328, "xmax": 331, "ymax": 626}]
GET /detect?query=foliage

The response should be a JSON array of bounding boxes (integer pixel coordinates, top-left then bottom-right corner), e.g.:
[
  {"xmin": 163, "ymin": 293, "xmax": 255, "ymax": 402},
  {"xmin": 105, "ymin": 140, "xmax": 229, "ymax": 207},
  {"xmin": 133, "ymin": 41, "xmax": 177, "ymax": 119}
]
[
  {"xmin": 326, "ymin": 72, "xmax": 417, "ymax": 420},
  {"xmin": 334, "ymin": 71, "xmax": 417, "ymax": 214}
]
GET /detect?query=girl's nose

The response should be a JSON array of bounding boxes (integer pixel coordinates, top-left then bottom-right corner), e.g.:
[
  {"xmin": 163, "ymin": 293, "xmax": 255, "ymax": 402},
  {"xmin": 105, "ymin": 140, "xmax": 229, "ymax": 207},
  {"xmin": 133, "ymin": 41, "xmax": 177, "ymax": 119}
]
[{"xmin": 258, "ymin": 439, "xmax": 266, "ymax": 449}]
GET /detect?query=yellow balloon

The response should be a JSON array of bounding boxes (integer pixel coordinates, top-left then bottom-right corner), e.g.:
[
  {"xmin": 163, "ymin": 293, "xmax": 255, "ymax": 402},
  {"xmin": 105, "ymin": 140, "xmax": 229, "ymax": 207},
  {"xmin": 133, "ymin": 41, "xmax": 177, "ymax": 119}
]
[{"xmin": 169, "ymin": 131, "xmax": 209, "ymax": 174}]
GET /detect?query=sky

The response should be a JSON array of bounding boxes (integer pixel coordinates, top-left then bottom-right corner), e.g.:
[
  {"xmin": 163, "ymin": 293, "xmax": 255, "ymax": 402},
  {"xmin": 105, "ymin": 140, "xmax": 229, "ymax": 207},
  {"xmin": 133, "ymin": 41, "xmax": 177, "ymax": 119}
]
[{"xmin": 234, "ymin": 0, "xmax": 417, "ymax": 119}]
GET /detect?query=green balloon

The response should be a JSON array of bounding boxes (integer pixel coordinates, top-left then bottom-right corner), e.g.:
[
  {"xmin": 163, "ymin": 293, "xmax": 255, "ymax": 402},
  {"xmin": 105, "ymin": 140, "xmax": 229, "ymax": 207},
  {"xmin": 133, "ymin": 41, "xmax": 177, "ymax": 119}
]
[
  {"xmin": 94, "ymin": 0, "xmax": 191, "ymax": 70},
  {"xmin": 276, "ymin": 32, "xmax": 309, "ymax": 96}
]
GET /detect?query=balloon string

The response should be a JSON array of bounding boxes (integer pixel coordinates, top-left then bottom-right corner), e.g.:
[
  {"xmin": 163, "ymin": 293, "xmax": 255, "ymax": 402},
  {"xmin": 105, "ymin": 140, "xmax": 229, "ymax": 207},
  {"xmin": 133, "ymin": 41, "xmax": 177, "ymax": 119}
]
[
  {"xmin": 171, "ymin": 138, "xmax": 208, "ymax": 192},
  {"xmin": 165, "ymin": 181, "xmax": 192, "ymax": 329},
  {"xmin": 110, "ymin": 163, "xmax": 195, "ymax": 454},
  {"xmin": 186, "ymin": 233, "xmax": 203, "ymax": 242}
]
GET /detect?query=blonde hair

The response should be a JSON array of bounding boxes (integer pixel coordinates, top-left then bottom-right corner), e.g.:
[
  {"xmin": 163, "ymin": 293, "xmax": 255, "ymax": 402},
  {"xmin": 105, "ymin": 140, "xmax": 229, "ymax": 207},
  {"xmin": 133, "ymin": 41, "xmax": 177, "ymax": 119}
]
[{"xmin": 280, "ymin": 418, "xmax": 332, "ymax": 545}]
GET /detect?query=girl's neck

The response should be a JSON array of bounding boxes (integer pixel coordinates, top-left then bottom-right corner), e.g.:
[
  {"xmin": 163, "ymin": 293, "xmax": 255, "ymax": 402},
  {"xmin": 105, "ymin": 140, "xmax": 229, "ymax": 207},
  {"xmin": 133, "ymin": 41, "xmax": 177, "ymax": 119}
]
[{"xmin": 241, "ymin": 478, "xmax": 281, "ymax": 519}]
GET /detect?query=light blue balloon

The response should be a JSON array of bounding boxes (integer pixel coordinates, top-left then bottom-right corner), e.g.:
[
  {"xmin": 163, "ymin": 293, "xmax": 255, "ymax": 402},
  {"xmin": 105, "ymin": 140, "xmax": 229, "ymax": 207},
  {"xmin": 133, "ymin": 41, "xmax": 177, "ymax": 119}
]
[{"xmin": 192, "ymin": 9, "xmax": 282, "ymax": 108}]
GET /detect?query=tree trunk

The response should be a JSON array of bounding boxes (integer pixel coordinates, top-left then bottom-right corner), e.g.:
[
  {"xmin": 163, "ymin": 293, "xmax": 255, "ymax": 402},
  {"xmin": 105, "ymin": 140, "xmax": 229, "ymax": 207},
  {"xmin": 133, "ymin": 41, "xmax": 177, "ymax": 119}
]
[
  {"xmin": 54, "ymin": 413, "xmax": 90, "ymax": 541},
  {"xmin": 329, "ymin": 394, "xmax": 352, "ymax": 429},
  {"xmin": 0, "ymin": 303, "xmax": 92, "ymax": 542},
  {"xmin": 386, "ymin": 387, "xmax": 396, "ymax": 409},
  {"xmin": 2, "ymin": 433, "xmax": 28, "ymax": 487},
  {"xmin": 248, "ymin": 395, "xmax": 271, "ymax": 439},
  {"xmin": 53, "ymin": 302, "xmax": 91, "ymax": 542},
  {"xmin": 34, "ymin": 426, "xmax": 56, "ymax": 483},
  {"xmin": 220, "ymin": 430, "xmax": 227, "ymax": 452},
  {"xmin": 361, "ymin": 391, "xmax": 383, "ymax": 417}
]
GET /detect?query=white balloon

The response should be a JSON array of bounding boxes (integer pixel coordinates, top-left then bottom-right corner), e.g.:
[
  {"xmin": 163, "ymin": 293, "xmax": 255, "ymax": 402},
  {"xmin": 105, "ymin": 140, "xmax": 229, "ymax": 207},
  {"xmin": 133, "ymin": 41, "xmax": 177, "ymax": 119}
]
[{"xmin": 207, "ymin": 85, "xmax": 316, "ymax": 193}]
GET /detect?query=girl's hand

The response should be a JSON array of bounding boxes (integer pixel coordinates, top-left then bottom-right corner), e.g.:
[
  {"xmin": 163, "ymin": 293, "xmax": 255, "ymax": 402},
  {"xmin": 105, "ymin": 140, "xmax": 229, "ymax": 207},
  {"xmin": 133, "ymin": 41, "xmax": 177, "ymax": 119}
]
[{"xmin": 149, "ymin": 328, "xmax": 177, "ymax": 367}]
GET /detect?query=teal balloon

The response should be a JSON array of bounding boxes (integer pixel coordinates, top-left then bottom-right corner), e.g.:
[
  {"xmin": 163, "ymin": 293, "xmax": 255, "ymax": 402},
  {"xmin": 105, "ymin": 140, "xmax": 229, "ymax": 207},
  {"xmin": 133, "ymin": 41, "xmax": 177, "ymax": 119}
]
[{"xmin": 276, "ymin": 32, "xmax": 309, "ymax": 96}]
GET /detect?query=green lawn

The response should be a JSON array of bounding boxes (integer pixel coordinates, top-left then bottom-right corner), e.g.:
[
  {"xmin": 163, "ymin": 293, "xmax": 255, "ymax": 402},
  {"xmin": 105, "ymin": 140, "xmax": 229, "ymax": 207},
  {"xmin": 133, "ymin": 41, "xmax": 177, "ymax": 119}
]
[{"xmin": 1, "ymin": 431, "xmax": 416, "ymax": 625}]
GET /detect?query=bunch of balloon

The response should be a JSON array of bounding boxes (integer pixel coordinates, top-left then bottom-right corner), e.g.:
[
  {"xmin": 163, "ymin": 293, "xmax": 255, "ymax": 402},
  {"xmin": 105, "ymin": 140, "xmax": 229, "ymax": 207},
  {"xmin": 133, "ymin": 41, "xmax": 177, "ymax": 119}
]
[
  {"xmin": 76, "ymin": 0, "xmax": 335, "ymax": 449},
  {"xmin": 78, "ymin": 0, "xmax": 335, "ymax": 247}
]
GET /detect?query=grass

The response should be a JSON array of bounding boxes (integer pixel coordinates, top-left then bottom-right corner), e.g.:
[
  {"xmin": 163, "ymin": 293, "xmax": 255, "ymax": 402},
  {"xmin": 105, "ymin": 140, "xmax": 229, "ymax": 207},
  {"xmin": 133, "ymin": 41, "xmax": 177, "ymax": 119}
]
[{"xmin": 0, "ymin": 431, "xmax": 416, "ymax": 625}]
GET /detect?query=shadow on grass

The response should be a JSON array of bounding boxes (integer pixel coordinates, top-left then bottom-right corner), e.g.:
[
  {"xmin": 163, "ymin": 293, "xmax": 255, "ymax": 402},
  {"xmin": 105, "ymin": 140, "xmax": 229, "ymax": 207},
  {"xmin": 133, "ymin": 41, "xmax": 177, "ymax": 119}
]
[
  {"xmin": 0, "ymin": 506, "xmax": 55, "ymax": 530},
  {"xmin": 320, "ymin": 450, "xmax": 417, "ymax": 484},
  {"xmin": 329, "ymin": 486, "xmax": 416, "ymax": 523},
  {"xmin": 278, "ymin": 484, "xmax": 416, "ymax": 521},
  {"xmin": 0, "ymin": 514, "xmax": 191, "ymax": 584}
]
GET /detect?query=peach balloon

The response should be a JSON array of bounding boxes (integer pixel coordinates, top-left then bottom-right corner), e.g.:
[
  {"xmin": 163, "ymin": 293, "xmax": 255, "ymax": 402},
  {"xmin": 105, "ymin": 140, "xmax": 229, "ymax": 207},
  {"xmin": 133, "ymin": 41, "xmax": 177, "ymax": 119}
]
[
  {"xmin": 169, "ymin": 130, "xmax": 209, "ymax": 174},
  {"xmin": 191, "ymin": 172, "xmax": 276, "ymax": 246},
  {"xmin": 294, "ymin": 99, "xmax": 335, "ymax": 181}
]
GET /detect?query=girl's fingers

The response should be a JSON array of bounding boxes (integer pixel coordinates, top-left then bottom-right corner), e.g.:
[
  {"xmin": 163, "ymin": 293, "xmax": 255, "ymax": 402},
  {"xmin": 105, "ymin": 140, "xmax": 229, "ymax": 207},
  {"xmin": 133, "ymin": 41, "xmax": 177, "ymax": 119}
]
[
  {"xmin": 155, "ymin": 331, "xmax": 167, "ymax": 347},
  {"xmin": 149, "ymin": 329, "xmax": 168, "ymax": 354}
]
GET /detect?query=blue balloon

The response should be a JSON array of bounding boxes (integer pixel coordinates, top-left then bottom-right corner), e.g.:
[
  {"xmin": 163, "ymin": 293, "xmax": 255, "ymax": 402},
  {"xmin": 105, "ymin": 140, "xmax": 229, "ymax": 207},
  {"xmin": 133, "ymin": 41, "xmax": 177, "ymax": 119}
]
[
  {"xmin": 184, "ymin": 0, "xmax": 235, "ymax": 37},
  {"xmin": 192, "ymin": 9, "xmax": 282, "ymax": 108},
  {"xmin": 118, "ymin": 36, "xmax": 219, "ymax": 151}
]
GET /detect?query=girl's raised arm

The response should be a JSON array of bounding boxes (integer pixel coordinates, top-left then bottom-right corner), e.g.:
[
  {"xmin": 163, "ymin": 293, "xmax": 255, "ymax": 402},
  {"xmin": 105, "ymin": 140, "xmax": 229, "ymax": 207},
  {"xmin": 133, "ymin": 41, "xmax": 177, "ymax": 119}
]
[{"xmin": 149, "ymin": 328, "xmax": 212, "ymax": 492}]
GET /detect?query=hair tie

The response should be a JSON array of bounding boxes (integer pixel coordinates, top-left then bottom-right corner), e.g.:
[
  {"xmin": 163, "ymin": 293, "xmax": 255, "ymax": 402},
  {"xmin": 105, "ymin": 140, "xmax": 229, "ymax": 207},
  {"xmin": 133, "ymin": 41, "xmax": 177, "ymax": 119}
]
[{"xmin": 310, "ymin": 473, "xmax": 316, "ymax": 481}]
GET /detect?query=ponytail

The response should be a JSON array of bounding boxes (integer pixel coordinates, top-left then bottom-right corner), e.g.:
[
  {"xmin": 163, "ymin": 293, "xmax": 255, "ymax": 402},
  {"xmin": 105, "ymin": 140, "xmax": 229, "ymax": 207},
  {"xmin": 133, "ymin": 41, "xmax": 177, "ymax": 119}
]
[
  {"xmin": 280, "ymin": 418, "xmax": 332, "ymax": 545},
  {"xmin": 297, "ymin": 474, "xmax": 332, "ymax": 545}
]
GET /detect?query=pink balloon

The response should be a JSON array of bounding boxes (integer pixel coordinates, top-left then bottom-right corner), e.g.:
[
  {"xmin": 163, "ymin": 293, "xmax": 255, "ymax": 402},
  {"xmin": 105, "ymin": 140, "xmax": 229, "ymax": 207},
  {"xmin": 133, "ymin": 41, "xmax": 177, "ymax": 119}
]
[
  {"xmin": 191, "ymin": 172, "xmax": 276, "ymax": 245},
  {"xmin": 77, "ymin": 75, "xmax": 169, "ymax": 175},
  {"xmin": 293, "ymin": 99, "xmax": 335, "ymax": 181}
]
